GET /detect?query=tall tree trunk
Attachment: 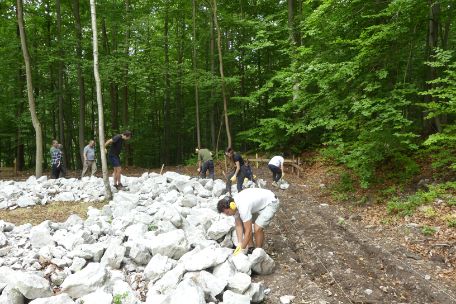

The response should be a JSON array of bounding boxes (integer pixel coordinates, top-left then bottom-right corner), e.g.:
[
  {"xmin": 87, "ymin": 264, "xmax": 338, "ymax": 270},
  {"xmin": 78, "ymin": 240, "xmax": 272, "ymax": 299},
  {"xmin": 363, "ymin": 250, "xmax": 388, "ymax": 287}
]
[
  {"xmin": 288, "ymin": 0, "xmax": 300, "ymax": 102},
  {"xmin": 71, "ymin": 0, "xmax": 86, "ymax": 166},
  {"xmin": 56, "ymin": 0, "xmax": 68, "ymax": 168},
  {"xmin": 162, "ymin": 2, "xmax": 170, "ymax": 164},
  {"xmin": 209, "ymin": 10, "xmax": 216, "ymax": 152},
  {"xmin": 212, "ymin": 0, "xmax": 232, "ymax": 148},
  {"xmin": 17, "ymin": 0, "xmax": 43, "ymax": 177},
  {"xmin": 193, "ymin": 0, "xmax": 201, "ymax": 149},
  {"xmin": 90, "ymin": 0, "xmax": 112, "ymax": 200},
  {"xmin": 424, "ymin": 1, "xmax": 441, "ymax": 133},
  {"xmin": 101, "ymin": 18, "xmax": 119, "ymax": 132},
  {"xmin": 122, "ymin": 0, "xmax": 131, "ymax": 165}
]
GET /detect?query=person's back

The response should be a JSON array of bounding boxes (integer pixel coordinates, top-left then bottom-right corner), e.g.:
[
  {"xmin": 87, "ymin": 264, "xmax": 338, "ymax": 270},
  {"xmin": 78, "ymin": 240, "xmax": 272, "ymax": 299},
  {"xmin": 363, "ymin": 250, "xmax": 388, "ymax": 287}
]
[
  {"xmin": 198, "ymin": 148, "xmax": 212, "ymax": 162},
  {"xmin": 234, "ymin": 188, "xmax": 275, "ymax": 221}
]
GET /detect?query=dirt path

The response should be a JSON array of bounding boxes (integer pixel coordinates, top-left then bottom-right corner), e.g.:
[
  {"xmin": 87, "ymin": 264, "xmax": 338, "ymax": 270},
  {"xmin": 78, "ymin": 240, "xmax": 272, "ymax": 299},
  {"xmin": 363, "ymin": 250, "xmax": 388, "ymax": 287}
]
[{"xmin": 254, "ymin": 166, "xmax": 456, "ymax": 304}]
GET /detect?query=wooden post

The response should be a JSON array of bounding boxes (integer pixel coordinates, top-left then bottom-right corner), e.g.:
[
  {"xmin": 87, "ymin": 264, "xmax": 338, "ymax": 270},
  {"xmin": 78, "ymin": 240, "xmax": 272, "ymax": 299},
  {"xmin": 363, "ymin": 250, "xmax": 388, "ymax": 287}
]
[
  {"xmin": 160, "ymin": 164, "xmax": 165, "ymax": 175},
  {"xmin": 297, "ymin": 157, "xmax": 300, "ymax": 178},
  {"xmin": 255, "ymin": 153, "xmax": 258, "ymax": 168},
  {"xmin": 292, "ymin": 155, "xmax": 295, "ymax": 174}
]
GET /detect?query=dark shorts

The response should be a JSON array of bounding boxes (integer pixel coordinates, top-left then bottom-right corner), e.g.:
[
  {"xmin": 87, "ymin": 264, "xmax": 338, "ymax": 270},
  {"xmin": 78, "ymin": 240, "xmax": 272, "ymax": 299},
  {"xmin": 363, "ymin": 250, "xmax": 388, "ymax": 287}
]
[{"xmin": 109, "ymin": 154, "xmax": 121, "ymax": 167}]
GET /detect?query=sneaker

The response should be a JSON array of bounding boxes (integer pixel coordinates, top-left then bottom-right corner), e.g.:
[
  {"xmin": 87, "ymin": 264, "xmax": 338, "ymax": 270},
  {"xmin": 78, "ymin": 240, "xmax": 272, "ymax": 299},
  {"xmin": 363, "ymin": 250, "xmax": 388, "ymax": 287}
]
[{"xmin": 247, "ymin": 247, "xmax": 255, "ymax": 255}]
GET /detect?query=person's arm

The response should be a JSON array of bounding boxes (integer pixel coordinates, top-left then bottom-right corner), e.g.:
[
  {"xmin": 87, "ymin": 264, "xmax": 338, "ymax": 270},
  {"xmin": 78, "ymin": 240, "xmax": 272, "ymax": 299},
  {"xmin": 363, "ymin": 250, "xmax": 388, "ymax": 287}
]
[
  {"xmin": 104, "ymin": 139, "xmax": 112, "ymax": 153},
  {"xmin": 83, "ymin": 147, "xmax": 88, "ymax": 162},
  {"xmin": 234, "ymin": 216, "xmax": 244, "ymax": 246},
  {"xmin": 240, "ymin": 220, "xmax": 253, "ymax": 249},
  {"xmin": 197, "ymin": 153, "xmax": 202, "ymax": 172},
  {"xmin": 281, "ymin": 160, "xmax": 285, "ymax": 177}
]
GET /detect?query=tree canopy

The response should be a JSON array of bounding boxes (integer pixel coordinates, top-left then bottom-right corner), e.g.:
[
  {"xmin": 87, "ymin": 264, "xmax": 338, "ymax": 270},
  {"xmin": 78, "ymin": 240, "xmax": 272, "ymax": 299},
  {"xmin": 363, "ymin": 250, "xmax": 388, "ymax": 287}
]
[{"xmin": 1, "ymin": 0, "xmax": 455, "ymax": 187}]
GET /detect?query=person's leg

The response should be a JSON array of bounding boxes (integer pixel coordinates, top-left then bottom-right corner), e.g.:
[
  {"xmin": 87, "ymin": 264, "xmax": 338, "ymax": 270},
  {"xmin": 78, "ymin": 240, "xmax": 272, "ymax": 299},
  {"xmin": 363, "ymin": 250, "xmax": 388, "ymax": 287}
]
[
  {"xmin": 236, "ymin": 170, "xmax": 245, "ymax": 192},
  {"xmin": 268, "ymin": 164, "xmax": 276, "ymax": 182},
  {"xmin": 91, "ymin": 161, "xmax": 97, "ymax": 176},
  {"xmin": 226, "ymin": 172, "xmax": 234, "ymax": 194},
  {"xmin": 208, "ymin": 160, "xmax": 215, "ymax": 180},
  {"xmin": 200, "ymin": 161, "xmax": 208, "ymax": 178},
  {"xmin": 277, "ymin": 168, "xmax": 282, "ymax": 181},
  {"xmin": 51, "ymin": 165, "xmax": 57, "ymax": 179},
  {"xmin": 253, "ymin": 223, "xmax": 264, "ymax": 248},
  {"xmin": 115, "ymin": 167, "xmax": 121, "ymax": 186},
  {"xmin": 81, "ymin": 161, "xmax": 88, "ymax": 178}
]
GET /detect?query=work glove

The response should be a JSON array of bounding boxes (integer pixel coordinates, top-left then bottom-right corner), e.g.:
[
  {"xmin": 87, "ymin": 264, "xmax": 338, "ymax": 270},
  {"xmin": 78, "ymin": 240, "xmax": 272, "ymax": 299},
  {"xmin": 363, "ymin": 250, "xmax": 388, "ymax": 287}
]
[
  {"xmin": 233, "ymin": 245, "xmax": 243, "ymax": 256},
  {"xmin": 230, "ymin": 175, "xmax": 237, "ymax": 182},
  {"xmin": 197, "ymin": 167, "xmax": 201, "ymax": 173}
]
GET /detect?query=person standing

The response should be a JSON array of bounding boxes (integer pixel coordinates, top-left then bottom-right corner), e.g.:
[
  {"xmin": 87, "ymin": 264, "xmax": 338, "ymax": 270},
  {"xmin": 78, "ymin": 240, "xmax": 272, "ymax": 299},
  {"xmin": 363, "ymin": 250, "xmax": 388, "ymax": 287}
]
[
  {"xmin": 225, "ymin": 147, "xmax": 248, "ymax": 194},
  {"xmin": 268, "ymin": 154, "xmax": 285, "ymax": 186},
  {"xmin": 104, "ymin": 130, "xmax": 132, "ymax": 189},
  {"xmin": 196, "ymin": 148, "xmax": 214, "ymax": 179},
  {"xmin": 50, "ymin": 140, "xmax": 62, "ymax": 179},
  {"xmin": 217, "ymin": 188, "xmax": 280, "ymax": 255},
  {"xmin": 57, "ymin": 144, "xmax": 66, "ymax": 178},
  {"xmin": 81, "ymin": 140, "xmax": 97, "ymax": 178}
]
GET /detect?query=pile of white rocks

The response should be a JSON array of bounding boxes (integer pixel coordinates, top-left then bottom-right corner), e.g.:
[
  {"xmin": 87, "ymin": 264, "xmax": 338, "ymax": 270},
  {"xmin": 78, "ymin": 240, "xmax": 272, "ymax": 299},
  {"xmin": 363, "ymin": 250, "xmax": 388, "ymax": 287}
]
[
  {"xmin": 0, "ymin": 172, "xmax": 275, "ymax": 303},
  {"xmin": 0, "ymin": 175, "xmax": 107, "ymax": 210}
]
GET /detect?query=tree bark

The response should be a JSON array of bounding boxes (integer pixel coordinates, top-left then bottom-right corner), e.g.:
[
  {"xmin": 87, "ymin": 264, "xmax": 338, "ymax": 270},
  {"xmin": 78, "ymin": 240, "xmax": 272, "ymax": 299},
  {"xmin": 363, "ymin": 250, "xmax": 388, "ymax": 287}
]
[
  {"xmin": 193, "ymin": 0, "xmax": 201, "ymax": 149},
  {"xmin": 17, "ymin": 0, "xmax": 43, "ymax": 177},
  {"xmin": 212, "ymin": 0, "xmax": 232, "ymax": 148},
  {"xmin": 90, "ymin": 0, "xmax": 112, "ymax": 200},
  {"xmin": 162, "ymin": 2, "xmax": 171, "ymax": 164},
  {"xmin": 71, "ymin": 0, "xmax": 86, "ymax": 167}
]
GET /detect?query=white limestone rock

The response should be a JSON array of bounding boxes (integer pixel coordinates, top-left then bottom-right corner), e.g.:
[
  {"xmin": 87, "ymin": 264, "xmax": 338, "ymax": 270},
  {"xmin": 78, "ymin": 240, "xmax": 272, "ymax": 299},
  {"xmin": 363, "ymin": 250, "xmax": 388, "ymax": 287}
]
[
  {"xmin": 222, "ymin": 290, "xmax": 251, "ymax": 304},
  {"xmin": 181, "ymin": 194, "xmax": 198, "ymax": 208},
  {"xmin": 69, "ymin": 257, "xmax": 87, "ymax": 272},
  {"xmin": 0, "ymin": 286, "xmax": 24, "ymax": 304},
  {"xmin": 100, "ymin": 239, "xmax": 126, "ymax": 269},
  {"xmin": 0, "ymin": 267, "xmax": 53, "ymax": 300},
  {"xmin": 144, "ymin": 229, "xmax": 188, "ymax": 259},
  {"xmin": 183, "ymin": 245, "xmax": 231, "ymax": 272},
  {"xmin": 183, "ymin": 271, "xmax": 226, "ymax": 301},
  {"xmin": 77, "ymin": 289, "xmax": 112, "ymax": 304},
  {"xmin": 29, "ymin": 293, "xmax": 75, "ymax": 304},
  {"xmin": 54, "ymin": 192, "xmax": 75, "ymax": 202},
  {"xmin": 30, "ymin": 222, "xmax": 55, "ymax": 249},
  {"xmin": 127, "ymin": 242, "xmax": 151, "ymax": 265},
  {"xmin": 206, "ymin": 216, "xmax": 234, "ymax": 240},
  {"xmin": 231, "ymin": 253, "xmax": 252, "ymax": 274},
  {"xmin": 16, "ymin": 195, "xmax": 38, "ymax": 208},
  {"xmin": 162, "ymin": 278, "xmax": 205, "ymax": 304},
  {"xmin": 249, "ymin": 248, "xmax": 275, "ymax": 275},
  {"xmin": 60, "ymin": 263, "xmax": 108, "ymax": 298},
  {"xmin": 144, "ymin": 253, "xmax": 177, "ymax": 283},
  {"xmin": 212, "ymin": 260, "xmax": 236, "ymax": 285},
  {"xmin": 0, "ymin": 233, "xmax": 7, "ymax": 248},
  {"xmin": 227, "ymin": 272, "xmax": 251, "ymax": 293},
  {"xmin": 244, "ymin": 282, "xmax": 266, "ymax": 303}
]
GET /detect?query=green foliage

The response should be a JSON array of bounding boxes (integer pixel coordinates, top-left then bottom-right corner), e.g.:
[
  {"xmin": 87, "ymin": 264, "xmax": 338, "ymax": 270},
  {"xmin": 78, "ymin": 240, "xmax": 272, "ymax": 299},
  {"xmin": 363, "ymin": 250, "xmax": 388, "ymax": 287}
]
[
  {"xmin": 148, "ymin": 224, "xmax": 157, "ymax": 231},
  {"xmin": 113, "ymin": 292, "xmax": 128, "ymax": 304},
  {"xmin": 421, "ymin": 226, "xmax": 437, "ymax": 236},
  {"xmin": 386, "ymin": 183, "xmax": 451, "ymax": 216},
  {"xmin": 446, "ymin": 218, "xmax": 456, "ymax": 228}
]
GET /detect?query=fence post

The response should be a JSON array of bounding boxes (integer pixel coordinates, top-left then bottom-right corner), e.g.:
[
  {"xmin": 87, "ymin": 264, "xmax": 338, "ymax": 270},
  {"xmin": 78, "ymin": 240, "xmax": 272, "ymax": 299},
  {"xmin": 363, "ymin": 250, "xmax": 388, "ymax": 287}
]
[
  {"xmin": 256, "ymin": 153, "xmax": 258, "ymax": 168},
  {"xmin": 297, "ymin": 157, "xmax": 300, "ymax": 178}
]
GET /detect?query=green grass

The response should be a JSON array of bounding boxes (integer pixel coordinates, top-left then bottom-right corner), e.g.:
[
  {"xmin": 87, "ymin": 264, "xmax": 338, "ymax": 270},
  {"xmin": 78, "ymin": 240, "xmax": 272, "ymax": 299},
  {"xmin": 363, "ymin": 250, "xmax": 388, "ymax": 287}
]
[{"xmin": 421, "ymin": 225, "xmax": 437, "ymax": 236}]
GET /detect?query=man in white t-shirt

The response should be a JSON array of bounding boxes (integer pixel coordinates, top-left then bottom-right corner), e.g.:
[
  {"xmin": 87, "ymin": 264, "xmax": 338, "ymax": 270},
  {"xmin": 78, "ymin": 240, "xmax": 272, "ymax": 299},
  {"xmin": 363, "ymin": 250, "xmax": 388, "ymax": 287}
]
[
  {"xmin": 217, "ymin": 188, "xmax": 280, "ymax": 255},
  {"xmin": 268, "ymin": 155, "xmax": 285, "ymax": 186}
]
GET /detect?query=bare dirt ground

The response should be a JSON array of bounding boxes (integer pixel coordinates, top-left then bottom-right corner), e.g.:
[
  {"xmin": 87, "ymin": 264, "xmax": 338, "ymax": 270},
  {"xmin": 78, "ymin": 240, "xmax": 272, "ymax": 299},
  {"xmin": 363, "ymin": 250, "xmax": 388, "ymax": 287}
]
[
  {"xmin": 2, "ymin": 162, "xmax": 456, "ymax": 304},
  {"xmin": 255, "ymin": 163, "xmax": 456, "ymax": 304}
]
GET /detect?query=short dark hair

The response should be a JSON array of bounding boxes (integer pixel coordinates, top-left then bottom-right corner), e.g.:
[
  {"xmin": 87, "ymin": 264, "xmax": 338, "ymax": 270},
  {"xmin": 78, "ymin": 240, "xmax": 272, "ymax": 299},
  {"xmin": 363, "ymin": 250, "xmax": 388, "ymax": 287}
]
[
  {"xmin": 225, "ymin": 147, "xmax": 233, "ymax": 154},
  {"xmin": 123, "ymin": 130, "xmax": 132, "ymax": 137},
  {"xmin": 217, "ymin": 196, "xmax": 232, "ymax": 213}
]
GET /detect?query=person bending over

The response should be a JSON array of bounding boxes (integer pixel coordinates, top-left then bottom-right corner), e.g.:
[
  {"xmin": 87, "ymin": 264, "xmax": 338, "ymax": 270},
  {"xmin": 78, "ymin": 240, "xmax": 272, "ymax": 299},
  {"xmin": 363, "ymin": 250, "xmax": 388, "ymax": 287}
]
[
  {"xmin": 217, "ymin": 188, "xmax": 280, "ymax": 255},
  {"xmin": 104, "ymin": 131, "xmax": 132, "ymax": 189}
]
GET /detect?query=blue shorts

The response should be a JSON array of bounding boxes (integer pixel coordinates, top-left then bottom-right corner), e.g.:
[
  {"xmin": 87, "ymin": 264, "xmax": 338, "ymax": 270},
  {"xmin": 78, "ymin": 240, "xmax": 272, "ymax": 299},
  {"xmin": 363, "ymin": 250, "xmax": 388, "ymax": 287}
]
[{"xmin": 109, "ymin": 154, "xmax": 121, "ymax": 167}]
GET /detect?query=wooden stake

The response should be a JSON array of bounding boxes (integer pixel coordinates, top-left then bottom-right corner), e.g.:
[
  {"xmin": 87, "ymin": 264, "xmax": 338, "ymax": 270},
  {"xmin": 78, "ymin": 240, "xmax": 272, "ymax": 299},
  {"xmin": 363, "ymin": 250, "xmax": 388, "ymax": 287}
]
[{"xmin": 160, "ymin": 164, "xmax": 165, "ymax": 175}]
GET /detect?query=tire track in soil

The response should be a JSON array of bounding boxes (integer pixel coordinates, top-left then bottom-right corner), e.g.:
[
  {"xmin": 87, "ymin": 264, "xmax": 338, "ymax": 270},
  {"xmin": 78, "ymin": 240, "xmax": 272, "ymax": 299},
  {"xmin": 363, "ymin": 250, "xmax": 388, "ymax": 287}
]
[{"xmin": 253, "ymin": 175, "xmax": 456, "ymax": 304}]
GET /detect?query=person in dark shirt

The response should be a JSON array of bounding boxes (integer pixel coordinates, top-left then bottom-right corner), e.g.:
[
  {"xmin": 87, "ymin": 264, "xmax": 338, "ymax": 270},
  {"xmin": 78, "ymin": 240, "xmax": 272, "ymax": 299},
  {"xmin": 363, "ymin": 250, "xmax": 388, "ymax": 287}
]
[
  {"xmin": 104, "ymin": 130, "xmax": 132, "ymax": 189},
  {"xmin": 225, "ymin": 147, "xmax": 248, "ymax": 194}
]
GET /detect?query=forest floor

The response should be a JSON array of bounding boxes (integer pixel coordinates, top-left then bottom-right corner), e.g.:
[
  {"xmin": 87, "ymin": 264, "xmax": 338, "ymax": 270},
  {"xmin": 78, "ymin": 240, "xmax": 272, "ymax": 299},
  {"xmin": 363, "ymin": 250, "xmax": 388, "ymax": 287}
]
[{"xmin": 1, "ymin": 160, "xmax": 456, "ymax": 303}]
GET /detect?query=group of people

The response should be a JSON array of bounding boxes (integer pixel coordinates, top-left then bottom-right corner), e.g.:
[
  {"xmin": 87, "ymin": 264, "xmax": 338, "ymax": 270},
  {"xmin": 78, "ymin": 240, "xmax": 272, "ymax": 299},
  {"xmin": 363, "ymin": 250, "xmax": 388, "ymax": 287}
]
[
  {"xmin": 49, "ymin": 131, "xmax": 132, "ymax": 190},
  {"xmin": 50, "ymin": 135, "xmax": 284, "ymax": 256}
]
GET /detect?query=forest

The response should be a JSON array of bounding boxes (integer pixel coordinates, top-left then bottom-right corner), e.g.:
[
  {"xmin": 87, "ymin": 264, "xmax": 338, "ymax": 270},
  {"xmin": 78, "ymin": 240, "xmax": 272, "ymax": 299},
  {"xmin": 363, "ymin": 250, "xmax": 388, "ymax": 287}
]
[{"xmin": 1, "ymin": 0, "xmax": 455, "ymax": 187}]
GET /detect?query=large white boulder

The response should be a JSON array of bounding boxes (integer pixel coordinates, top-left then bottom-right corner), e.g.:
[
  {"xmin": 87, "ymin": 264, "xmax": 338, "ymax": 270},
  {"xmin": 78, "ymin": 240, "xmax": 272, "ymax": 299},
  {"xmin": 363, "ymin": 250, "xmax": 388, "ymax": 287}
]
[
  {"xmin": 144, "ymin": 254, "xmax": 177, "ymax": 283},
  {"xmin": 0, "ymin": 286, "xmax": 24, "ymax": 304},
  {"xmin": 162, "ymin": 278, "xmax": 205, "ymax": 304},
  {"xmin": 183, "ymin": 271, "xmax": 226, "ymax": 301},
  {"xmin": 100, "ymin": 239, "xmax": 126, "ymax": 269},
  {"xmin": 60, "ymin": 263, "xmax": 108, "ymax": 298},
  {"xmin": 30, "ymin": 222, "xmax": 55, "ymax": 249},
  {"xmin": 227, "ymin": 272, "xmax": 251, "ymax": 293},
  {"xmin": 206, "ymin": 216, "xmax": 234, "ymax": 240},
  {"xmin": 183, "ymin": 245, "xmax": 231, "ymax": 272},
  {"xmin": 144, "ymin": 229, "xmax": 188, "ymax": 259},
  {"xmin": 77, "ymin": 289, "xmax": 112, "ymax": 304},
  {"xmin": 222, "ymin": 290, "xmax": 251, "ymax": 304},
  {"xmin": 29, "ymin": 293, "xmax": 75, "ymax": 304}
]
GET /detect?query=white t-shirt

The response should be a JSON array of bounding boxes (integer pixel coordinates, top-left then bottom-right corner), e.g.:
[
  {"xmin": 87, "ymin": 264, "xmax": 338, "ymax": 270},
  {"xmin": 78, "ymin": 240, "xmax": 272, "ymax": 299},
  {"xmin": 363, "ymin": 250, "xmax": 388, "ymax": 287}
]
[
  {"xmin": 268, "ymin": 156, "xmax": 284, "ymax": 167},
  {"xmin": 234, "ymin": 188, "xmax": 276, "ymax": 222}
]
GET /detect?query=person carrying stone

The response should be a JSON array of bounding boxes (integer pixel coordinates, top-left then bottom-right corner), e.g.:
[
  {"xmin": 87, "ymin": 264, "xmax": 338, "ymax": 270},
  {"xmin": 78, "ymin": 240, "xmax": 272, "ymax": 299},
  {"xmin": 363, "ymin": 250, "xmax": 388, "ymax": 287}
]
[
  {"xmin": 50, "ymin": 140, "xmax": 62, "ymax": 179},
  {"xmin": 81, "ymin": 140, "xmax": 97, "ymax": 178},
  {"xmin": 268, "ymin": 154, "xmax": 285, "ymax": 187},
  {"xmin": 225, "ymin": 147, "xmax": 248, "ymax": 194},
  {"xmin": 196, "ymin": 148, "xmax": 214, "ymax": 179},
  {"xmin": 104, "ymin": 130, "xmax": 132, "ymax": 190},
  {"xmin": 217, "ymin": 188, "xmax": 280, "ymax": 255}
]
